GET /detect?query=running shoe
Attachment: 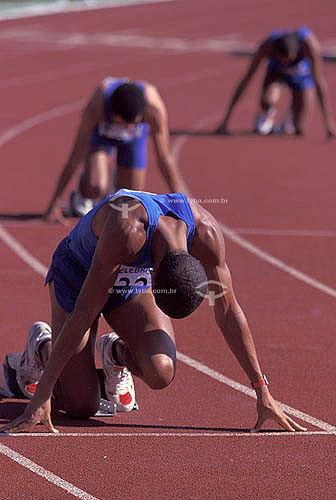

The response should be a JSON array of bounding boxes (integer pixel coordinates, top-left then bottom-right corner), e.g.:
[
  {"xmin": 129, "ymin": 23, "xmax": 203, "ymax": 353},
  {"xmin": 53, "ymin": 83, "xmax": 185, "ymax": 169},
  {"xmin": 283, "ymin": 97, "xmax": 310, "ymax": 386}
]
[
  {"xmin": 3, "ymin": 321, "xmax": 52, "ymax": 399},
  {"xmin": 254, "ymin": 109, "xmax": 276, "ymax": 135},
  {"xmin": 69, "ymin": 191, "xmax": 94, "ymax": 217},
  {"xmin": 274, "ymin": 118, "xmax": 296, "ymax": 135},
  {"xmin": 97, "ymin": 333, "xmax": 135, "ymax": 412}
]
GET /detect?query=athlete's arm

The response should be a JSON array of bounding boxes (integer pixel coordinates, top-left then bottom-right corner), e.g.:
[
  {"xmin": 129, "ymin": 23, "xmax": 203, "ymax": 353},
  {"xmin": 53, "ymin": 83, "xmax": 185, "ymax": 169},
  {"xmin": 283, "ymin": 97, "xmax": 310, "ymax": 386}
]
[
  {"xmin": 144, "ymin": 83, "xmax": 191, "ymax": 195},
  {"xmin": 0, "ymin": 204, "xmax": 145, "ymax": 433},
  {"xmin": 44, "ymin": 86, "xmax": 104, "ymax": 223},
  {"xmin": 191, "ymin": 210, "xmax": 307, "ymax": 432},
  {"xmin": 304, "ymin": 34, "xmax": 336, "ymax": 138},
  {"xmin": 215, "ymin": 38, "xmax": 271, "ymax": 134}
]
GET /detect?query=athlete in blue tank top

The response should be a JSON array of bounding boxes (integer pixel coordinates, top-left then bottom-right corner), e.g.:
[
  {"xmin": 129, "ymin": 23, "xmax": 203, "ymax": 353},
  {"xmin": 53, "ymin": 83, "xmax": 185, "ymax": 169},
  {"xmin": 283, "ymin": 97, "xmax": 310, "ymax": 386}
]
[
  {"xmin": 215, "ymin": 27, "xmax": 335, "ymax": 137},
  {"xmin": 46, "ymin": 189, "xmax": 195, "ymax": 313},
  {"xmin": 43, "ymin": 77, "xmax": 188, "ymax": 224},
  {"xmin": 2, "ymin": 189, "xmax": 307, "ymax": 434}
]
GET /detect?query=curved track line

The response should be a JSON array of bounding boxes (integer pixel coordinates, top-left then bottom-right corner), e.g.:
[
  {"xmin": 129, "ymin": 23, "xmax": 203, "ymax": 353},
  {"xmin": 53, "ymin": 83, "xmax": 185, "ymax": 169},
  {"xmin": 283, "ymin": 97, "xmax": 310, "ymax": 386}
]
[
  {"xmin": 219, "ymin": 222, "xmax": 336, "ymax": 299},
  {"xmin": 0, "ymin": 100, "xmax": 84, "ymax": 148},
  {"xmin": 0, "ymin": 225, "xmax": 48, "ymax": 275},
  {"xmin": 234, "ymin": 228, "xmax": 336, "ymax": 237},
  {"xmin": 171, "ymin": 115, "xmax": 336, "ymax": 299},
  {"xmin": 0, "ymin": 443, "xmax": 101, "ymax": 500}
]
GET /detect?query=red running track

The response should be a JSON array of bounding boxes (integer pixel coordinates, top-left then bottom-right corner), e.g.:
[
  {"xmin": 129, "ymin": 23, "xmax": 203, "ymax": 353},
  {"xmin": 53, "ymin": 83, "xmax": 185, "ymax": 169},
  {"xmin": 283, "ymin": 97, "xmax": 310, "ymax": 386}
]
[{"xmin": 0, "ymin": 1, "xmax": 336, "ymax": 499}]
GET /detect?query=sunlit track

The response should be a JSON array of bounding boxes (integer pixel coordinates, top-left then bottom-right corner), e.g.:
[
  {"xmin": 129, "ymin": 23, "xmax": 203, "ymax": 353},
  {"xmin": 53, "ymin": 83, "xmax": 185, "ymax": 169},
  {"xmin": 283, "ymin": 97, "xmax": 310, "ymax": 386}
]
[
  {"xmin": 1, "ymin": 108, "xmax": 336, "ymax": 433},
  {"xmin": 1, "ymin": 2, "xmax": 336, "ymax": 498}
]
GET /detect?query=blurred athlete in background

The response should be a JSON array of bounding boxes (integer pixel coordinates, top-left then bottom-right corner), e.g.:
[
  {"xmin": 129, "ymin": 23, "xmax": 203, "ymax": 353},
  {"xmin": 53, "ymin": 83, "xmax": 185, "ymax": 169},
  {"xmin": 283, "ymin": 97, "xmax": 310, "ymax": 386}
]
[
  {"xmin": 215, "ymin": 28, "xmax": 335, "ymax": 137},
  {"xmin": 44, "ymin": 78, "xmax": 188, "ymax": 223}
]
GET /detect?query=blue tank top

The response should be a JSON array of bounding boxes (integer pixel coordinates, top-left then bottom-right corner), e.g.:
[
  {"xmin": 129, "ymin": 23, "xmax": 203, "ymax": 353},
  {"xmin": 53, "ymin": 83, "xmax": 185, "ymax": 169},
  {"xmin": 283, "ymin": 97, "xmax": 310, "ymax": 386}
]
[
  {"xmin": 67, "ymin": 189, "xmax": 195, "ymax": 271},
  {"xmin": 96, "ymin": 77, "xmax": 147, "ymax": 142},
  {"xmin": 268, "ymin": 27, "xmax": 312, "ymax": 76}
]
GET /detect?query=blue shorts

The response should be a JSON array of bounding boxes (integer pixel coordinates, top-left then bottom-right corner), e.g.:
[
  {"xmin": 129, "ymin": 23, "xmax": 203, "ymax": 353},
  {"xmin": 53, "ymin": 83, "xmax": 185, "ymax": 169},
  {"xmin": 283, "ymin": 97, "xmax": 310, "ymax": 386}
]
[
  {"xmin": 45, "ymin": 238, "xmax": 149, "ymax": 314},
  {"xmin": 90, "ymin": 123, "xmax": 149, "ymax": 169},
  {"xmin": 267, "ymin": 60, "xmax": 315, "ymax": 92}
]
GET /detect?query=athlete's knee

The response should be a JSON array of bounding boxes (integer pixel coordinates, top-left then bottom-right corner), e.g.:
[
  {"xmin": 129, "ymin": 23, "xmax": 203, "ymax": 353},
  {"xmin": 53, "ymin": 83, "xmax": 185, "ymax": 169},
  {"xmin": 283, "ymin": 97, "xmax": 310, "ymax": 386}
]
[
  {"xmin": 144, "ymin": 354, "xmax": 176, "ymax": 390},
  {"xmin": 79, "ymin": 173, "xmax": 107, "ymax": 199}
]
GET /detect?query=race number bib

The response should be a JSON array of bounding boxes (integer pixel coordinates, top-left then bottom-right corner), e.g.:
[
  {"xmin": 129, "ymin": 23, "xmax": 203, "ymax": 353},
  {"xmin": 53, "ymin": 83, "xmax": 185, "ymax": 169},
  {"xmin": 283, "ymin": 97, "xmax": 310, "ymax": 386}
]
[{"xmin": 112, "ymin": 265, "xmax": 152, "ymax": 290}]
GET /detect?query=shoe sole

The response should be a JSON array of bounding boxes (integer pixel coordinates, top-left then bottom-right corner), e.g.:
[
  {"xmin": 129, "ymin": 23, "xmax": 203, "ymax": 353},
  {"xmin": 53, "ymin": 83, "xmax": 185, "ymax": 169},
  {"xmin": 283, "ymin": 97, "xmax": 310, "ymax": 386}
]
[{"xmin": 2, "ymin": 355, "xmax": 26, "ymax": 398}]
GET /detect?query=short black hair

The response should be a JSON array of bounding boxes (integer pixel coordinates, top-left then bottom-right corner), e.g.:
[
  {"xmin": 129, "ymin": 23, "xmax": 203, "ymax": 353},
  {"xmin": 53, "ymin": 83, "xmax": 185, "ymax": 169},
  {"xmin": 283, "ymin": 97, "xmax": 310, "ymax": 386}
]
[
  {"xmin": 273, "ymin": 33, "xmax": 299, "ymax": 57},
  {"xmin": 110, "ymin": 82, "xmax": 145, "ymax": 122},
  {"xmin": 153, "ymin": 250, "xmax": 208, "ymax": 319}
]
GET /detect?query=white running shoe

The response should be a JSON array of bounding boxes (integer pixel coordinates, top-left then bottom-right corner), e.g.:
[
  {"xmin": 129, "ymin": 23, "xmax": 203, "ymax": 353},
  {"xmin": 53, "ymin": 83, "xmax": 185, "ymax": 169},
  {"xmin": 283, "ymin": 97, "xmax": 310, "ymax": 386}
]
[
  {"xmin": 3, "ymin": 321, "xmax": 52, "ymax": 398},
  {"xmin": 255, "ymin": 109, "xmax": 276, "ymax": 135},
  {"xmin": 97, "ymin": 333, "xmax": 135, "ymax": 412},
  {"xmin": 69, "ymin": 191, "xmax": 94, "ymax": 217}
]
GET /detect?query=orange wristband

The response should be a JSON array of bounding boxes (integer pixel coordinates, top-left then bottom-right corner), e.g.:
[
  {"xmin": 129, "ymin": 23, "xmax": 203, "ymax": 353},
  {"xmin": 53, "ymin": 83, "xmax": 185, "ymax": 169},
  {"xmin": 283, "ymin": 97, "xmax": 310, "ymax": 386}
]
[{"xmin": 251, "ymin": 375, "xmax": 269, "ymax": 389}]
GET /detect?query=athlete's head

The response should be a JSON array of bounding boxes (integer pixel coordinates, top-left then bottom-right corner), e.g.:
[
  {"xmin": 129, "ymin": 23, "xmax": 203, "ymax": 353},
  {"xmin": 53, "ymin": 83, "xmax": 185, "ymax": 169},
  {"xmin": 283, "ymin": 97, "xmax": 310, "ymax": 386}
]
[
  {"xmin": 273, "ymin": 33, "xmax": 299, "ymax": 62},
  {"xmin": 110, "ymin": 83, "xmax": 146, "ymax": 123},
  {"xmin": 153, "ymin": 250, "xmax": 208, "ymax": 319}
]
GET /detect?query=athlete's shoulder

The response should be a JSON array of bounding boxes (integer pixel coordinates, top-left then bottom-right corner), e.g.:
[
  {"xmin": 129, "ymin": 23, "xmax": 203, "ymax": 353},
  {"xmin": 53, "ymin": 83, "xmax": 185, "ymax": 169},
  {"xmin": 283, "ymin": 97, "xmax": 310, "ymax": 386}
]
[{"xmin": 190, "ymin": 204, "xmax": 225, "ymax": 266}]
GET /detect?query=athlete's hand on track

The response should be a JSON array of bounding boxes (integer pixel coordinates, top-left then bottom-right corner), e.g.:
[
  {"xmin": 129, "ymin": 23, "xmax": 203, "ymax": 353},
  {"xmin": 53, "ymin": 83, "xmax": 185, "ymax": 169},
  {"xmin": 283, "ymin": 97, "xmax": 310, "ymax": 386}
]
[
  {"xmin": 326, "ymin": 127, "xmax": 335, "ymax": 141},
  {"xmin": 0, "ymin": 398, "xmax": 58, "ymax": 434},
  {"xmin": 250, "ymin": 389, "xmax": 307, "ymax": 433},
  {"xmin": 214, "ymin": 123, "xmax": 230, "ymax": 135},
  {"xmin": 44, "ymin": 204, "xmax": 69, "ymax": 226}
]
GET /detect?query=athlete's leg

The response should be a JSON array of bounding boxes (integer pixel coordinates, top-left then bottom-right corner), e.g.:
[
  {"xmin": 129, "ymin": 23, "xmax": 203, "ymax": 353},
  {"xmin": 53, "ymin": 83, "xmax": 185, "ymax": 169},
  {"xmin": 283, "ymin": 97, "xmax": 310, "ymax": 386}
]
[
  {"xmin": 49, "ymin": 282, "xmax": 101, "ymax": 417},
  {"xmin": 290, "ymin": 87, "xmax": 315, "ymax": 135},
  {"xmin": 259, "ymin": 70, "xmax": 282, "ymax": 113},
  {"xmin": 114, "ymin": 165, "xmax": 147, "ymax": 191},
  {"xmin": 102, "ymin": 291, "xmax": 176, "ymax": 390},
  {"xmin": 254, "ymin": 71, "xmax": 282, "ymax": 134},
  {"xmin": 80, "ymin": 150, "xmax": 111, "ymax": 199}
]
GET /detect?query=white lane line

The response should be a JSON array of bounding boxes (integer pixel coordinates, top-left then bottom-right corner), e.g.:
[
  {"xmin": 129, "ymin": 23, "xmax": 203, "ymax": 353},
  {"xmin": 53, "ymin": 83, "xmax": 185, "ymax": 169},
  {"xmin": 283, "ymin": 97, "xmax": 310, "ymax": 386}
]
[
  {"xmin": 220, "ymin": 222, "xmax": 336, "ymax": 299},
  {"xmin": 234, "ymin": 228, "xmax": 336, "ymax": 237},
  {"xmin": 0, "ymin": 28, "xmax": 244, "ymax": 53},
  {"xmin": 0, "ymin": 443, "xmax": 100, "ymax": 500},
  {"xmin": 0, "ymin": 100, "xmax": 84, "ymax": 149},
  {"xmin": 0, "ymin": 226, "xmax": 48, "ymax": 276},
  {"xmin": 0, "ymin": 103, "xmax": 335, "ymax": 434},
  {"xmin": 2, "ymin": 431, "xmax": 335, "ymax": 437},
  {"xmin": 0, "ymin": 0, "xmax": 173, "ymax": 22},
  {"xmin": 177, "ymin": 352, "xmax": 336, "ymax": 433},
  {"xmin": 171, "ymin": 115, "xmax": 336, "ymax": 299}
]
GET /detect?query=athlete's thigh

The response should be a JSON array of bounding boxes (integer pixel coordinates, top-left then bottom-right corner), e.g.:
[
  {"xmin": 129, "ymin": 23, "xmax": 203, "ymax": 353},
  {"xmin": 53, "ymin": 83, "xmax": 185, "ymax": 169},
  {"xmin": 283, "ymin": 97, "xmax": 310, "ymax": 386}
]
[
  {"xmin": 84, "ymin": 149, "xmax": 111, "ymax": 191},
  {"xmin": 260, "ymin": 69, "xmax": 283, "ymax": 104},
  {"xmin": 291, "ymin": 87, "xmax": 315, "ymax": 123},
  {"xmin": 49, "ymin": 282, "xmax": 100, "ymax": 413},
  {"xmin": 103, "ymin": 291, "xmax": 176, "ymax": 368}
]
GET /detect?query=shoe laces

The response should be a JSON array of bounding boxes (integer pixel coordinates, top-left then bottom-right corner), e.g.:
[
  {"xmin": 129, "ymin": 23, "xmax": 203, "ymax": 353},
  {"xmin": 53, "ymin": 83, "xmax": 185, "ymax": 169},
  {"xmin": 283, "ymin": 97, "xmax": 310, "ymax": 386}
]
[{"xmin": 109, "ymin": 366, "xmax": 132, "ymax": 392}]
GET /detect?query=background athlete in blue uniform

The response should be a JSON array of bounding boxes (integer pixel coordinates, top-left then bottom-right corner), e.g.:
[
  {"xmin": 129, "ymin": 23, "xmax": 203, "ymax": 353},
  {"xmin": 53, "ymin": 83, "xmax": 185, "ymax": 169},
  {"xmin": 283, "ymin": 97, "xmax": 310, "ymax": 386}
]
[
  {"xmin": 44, "ymin": 78, "xmax": 188, "ymax": 224},
  {"xmin": 215, "ymin": 28, "xmax": 335, "ymax": 137},
  {"xmin": 1, "ymin": 190, "xmax": 306, "ymax": 434}
]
